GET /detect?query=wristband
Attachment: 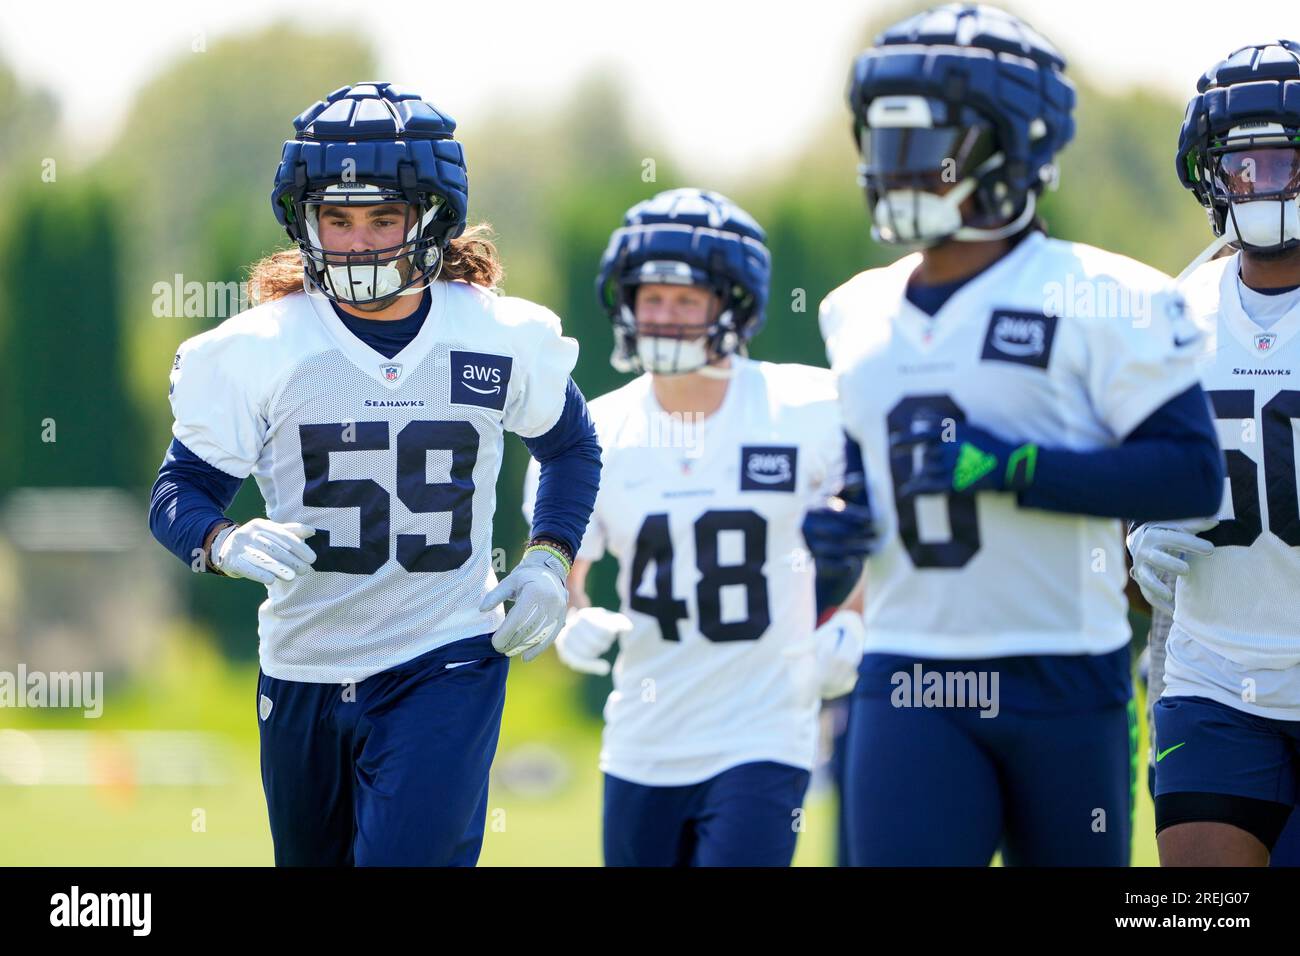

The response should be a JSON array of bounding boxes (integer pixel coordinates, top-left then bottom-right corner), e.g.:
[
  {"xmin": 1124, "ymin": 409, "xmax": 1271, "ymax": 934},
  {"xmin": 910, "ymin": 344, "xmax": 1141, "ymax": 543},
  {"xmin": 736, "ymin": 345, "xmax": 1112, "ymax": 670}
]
[{"xmin": 525, "ymin": 539, "xmax": 573, "ymax": 575}]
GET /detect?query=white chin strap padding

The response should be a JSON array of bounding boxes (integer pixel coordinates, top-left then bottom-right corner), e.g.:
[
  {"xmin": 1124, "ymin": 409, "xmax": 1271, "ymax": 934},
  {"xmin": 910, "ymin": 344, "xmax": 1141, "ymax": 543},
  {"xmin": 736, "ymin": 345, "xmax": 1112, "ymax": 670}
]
[
  {"xmin": 1223, "ymin": 197, "xmax": 1300, "ymax": 250},
  {"xmin": 871, "ymin": 151, "xmax": 1038, "ymax": 246},
  {"xmin": 696, "ymin": 361, "xmax": 736, "ymax": 380},
  {"xmin": 872, "ymin": 174, "xmax": 978, "ymax": 244},
  {"xmin": 326, "ymin": 261, "xmax": 406, "ymax": 302},
  {"xmin": 636, "ymin": 335, "xmax": 711, "ymax": 374}
]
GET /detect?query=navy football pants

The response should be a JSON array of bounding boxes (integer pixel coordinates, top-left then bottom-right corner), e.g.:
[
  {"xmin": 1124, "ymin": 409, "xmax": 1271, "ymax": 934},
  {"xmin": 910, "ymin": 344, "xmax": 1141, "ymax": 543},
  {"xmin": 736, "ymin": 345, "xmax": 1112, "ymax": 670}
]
[
  {"xmin": 603, "ymin": 761, "xmax": 811, "ymax": 867},
  {"xmin": 257, "ymin": 634, "xmax": 507, "ymax": 866},
  {"xmin": 844, "ymin": 688, "xmax": 1133, "ymax": 866}
]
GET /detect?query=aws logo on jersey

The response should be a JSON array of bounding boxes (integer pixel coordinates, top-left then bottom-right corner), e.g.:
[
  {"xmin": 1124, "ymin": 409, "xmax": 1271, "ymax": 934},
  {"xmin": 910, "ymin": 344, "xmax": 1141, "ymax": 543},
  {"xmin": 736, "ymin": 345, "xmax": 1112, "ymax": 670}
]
[
  {"xmin": 740, "ymin": 446, "xmax": 798, "ymax": 492},
  {"xmin": 450, "ymin": 350, "xmax": 512, "ymax": 411},
  {"xmin": 980, "ymin": 310, "xmax": 1058, "ymax": 369}
]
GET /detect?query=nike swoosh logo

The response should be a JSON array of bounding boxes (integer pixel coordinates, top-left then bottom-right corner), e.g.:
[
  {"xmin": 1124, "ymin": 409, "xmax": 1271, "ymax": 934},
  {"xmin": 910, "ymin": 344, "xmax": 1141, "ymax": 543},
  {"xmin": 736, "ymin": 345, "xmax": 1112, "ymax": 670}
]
[
  {"xmin": 1156, "ymin": 742, "xmax": 1186, "ymax": 762},
  {"xmin": 1173, "ymin": 333, "xmax": 1199, "ymax": 347},
  {"xmin": 444, "ymin": 659, "xmax": 483, "ymax": 670}
]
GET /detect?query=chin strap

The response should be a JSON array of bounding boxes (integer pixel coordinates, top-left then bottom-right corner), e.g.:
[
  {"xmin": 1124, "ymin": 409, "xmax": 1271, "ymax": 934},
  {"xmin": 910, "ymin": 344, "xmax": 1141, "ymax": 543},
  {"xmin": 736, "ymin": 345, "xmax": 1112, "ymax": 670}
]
[
  {"xmin": 695, "ymin": 361, "xmax": 737, "ymax": 380},
  {"xmin": 1176, "ymin": 234, "xmax": 1232, "ymax": 284},
  {"xmin": 951, "ymin": 191, "xmax": 1039, "ymax": 243}
]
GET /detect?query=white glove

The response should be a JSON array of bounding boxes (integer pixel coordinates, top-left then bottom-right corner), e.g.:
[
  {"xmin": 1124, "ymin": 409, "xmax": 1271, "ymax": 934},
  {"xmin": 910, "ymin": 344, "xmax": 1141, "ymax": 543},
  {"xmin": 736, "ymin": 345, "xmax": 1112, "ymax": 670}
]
[
  {"xmin": 211, "ymin": 519, "xmax": 316, "ymax": 584},
  {"xmin": 1126, "ymin": 518, "xmax": 1218, "ymax": 616},
  {"xmin": 480, "ymin": 548, "xmax": 569, "ymax": 661},
  {"xmin": 785, "ymin": 609, "xmax": 867, "ymax": 700},
  {"xmin": 555, "ymin": 607, "xmax": 632, "ymax": 676}
]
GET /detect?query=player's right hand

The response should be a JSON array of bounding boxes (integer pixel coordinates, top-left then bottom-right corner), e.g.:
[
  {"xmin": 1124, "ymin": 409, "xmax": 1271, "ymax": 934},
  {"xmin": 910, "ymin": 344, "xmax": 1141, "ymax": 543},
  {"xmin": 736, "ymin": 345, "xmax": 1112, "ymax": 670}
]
[
  {"xmin": 801, "ymin": 498, "xmax": 877, "ymax": 566},
  {"xmin": 211, "ymin": 519, "xmax": 317, "ymax": 584},
  {"xmin": 555, "ymin": 607, "xmax": 632, "ymax": 676},
  {"xmin": 1126, "ymin": 518, "xmax": 1218, "ymax": 616}
]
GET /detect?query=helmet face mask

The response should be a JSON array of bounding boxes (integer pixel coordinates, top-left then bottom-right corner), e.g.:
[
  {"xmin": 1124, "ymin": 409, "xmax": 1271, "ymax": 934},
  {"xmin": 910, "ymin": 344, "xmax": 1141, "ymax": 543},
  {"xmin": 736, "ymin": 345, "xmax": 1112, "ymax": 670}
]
[
  {"xmin": 858, "ymin": 98, "xmax": 1009, "ymax": 246},
  {"xmin": 615, "ymin": 274, "xmax": 728, "ymax": 376},
  {"xmin": 597, "ymin": 190, "xmax": 770, "ymax": 377},
  {"xmin": 1204, "ymin": 127, "xmax": 1300, "ymax": 256},
  {"xmin": 1176, "ymin": 42, "xmax": 1300, "ymax": 258},
  {"xmin": 295, "ymin": 183, "xmax": 448, "ymax": 309},
  {"xmin": 271, "ymin": 82, "xmax": 470, "ymax": 307}
]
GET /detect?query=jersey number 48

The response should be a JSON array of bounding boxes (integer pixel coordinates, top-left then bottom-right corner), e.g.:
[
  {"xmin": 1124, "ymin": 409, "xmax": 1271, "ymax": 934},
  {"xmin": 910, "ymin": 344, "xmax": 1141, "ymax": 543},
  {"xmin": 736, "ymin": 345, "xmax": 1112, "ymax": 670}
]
[{"xmin": 628, "ymin": 510, "xmax": 770, "ymax": 643}]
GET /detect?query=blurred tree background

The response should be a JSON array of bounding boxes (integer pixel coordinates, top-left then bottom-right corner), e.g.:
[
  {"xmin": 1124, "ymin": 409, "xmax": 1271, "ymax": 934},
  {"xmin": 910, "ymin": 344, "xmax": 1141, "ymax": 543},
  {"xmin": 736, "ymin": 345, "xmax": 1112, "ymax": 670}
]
[
  {"xmin": 0, "ymin": 1, "xmax": 1206, "ymax": 865},
  {"xmin": 0, "ymin": 2, "xmax": 1213, "ymax": 662}
]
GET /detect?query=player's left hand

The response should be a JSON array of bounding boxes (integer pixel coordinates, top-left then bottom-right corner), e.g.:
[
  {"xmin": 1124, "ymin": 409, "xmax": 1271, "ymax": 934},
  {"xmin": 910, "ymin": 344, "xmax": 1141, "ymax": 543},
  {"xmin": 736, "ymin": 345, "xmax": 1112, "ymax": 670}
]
[
  {"xmin": 479, "ymin": 547, "xmax": 569, "ymax": 662},
  {"xmin": 1126, "ymin": 518, "xmax": 1218, "ymax": 615},
  {"xmin": 890, "ymin": 418, "xmax": 1037, "ymax": 497},
  {"xmin": 785, "ymin": 608, "xmax": 867, "ymax": 700}
]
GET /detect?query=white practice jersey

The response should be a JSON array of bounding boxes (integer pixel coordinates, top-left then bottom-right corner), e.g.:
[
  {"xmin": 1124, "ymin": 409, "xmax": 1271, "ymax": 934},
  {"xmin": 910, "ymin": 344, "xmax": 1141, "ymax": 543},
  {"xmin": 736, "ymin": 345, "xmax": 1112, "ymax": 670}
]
[
  {"xmin": 825, "ymin": 231, "xmax": 1202, "ymax": 659},
  {"xmin": 523, "ymin": 358, "xmax": 845, "ymax": 786},
  {"xmin": 169, "ymin": 282, "xmax": 577, "ymax": 683},
  {"xmin": 1162, "ymin": 254, "xmax": 1300, "ymax": 719}
]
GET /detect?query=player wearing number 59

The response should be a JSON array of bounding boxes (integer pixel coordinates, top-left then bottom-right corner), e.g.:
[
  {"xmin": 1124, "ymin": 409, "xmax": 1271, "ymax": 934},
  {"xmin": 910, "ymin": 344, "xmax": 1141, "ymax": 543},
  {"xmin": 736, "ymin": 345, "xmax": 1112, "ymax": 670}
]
[
  {"xmin": 822, "ymin": 5, "xmax": 1224, "ymax": 866},
  {"xmin": 524, "ymin": 189, "xmax": 862, "ymax": 866},
  {"xmin": 1129, "ymin": 40, "xmax": 1300, "ymax": 867},
  {"xmin": 147, "ymin": 83, "xmax": 601, "ymax": 866}
]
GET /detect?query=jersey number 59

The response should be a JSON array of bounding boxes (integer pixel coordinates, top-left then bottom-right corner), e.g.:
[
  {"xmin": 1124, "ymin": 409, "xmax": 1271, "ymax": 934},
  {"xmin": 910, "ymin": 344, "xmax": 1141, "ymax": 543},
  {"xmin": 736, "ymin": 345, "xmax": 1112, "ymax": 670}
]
[{"xmin": 299, "ymin": 420, "xmax": 478, "ymax": 574}]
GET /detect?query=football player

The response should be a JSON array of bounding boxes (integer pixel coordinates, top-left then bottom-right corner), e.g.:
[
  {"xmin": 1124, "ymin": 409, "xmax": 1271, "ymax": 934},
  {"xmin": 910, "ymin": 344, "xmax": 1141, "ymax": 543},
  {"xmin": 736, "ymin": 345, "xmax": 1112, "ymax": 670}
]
[
  {"xmin": 820, "ymin": 4, "xmax": 1225, "ymax": 866},
  {"xmin": 1128, "ymin": 40, "xmax": 1300, "ymax": 866},
  {"xmin": 523, "ymin": 188, "xmax": 867, "ymax": 866},
  {"xmin": 147, "ymin": 83, "xmax": 601, "ymax": 866}
]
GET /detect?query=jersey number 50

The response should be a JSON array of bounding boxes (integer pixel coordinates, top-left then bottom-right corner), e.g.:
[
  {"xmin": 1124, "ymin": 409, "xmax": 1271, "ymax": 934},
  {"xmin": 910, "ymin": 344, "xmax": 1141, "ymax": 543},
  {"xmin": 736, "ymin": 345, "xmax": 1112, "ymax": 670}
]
[{"xmin": 1206, "ymin": 389, "xmax": 1300, "ymax": 547}]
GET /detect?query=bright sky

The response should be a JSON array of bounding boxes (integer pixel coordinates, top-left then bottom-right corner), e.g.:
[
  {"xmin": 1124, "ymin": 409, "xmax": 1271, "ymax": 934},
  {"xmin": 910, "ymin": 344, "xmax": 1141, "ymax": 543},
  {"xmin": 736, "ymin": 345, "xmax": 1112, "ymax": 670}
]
[{"xmin": 4, "ymin": 0, "xmax": 1298, "ymax": 179}]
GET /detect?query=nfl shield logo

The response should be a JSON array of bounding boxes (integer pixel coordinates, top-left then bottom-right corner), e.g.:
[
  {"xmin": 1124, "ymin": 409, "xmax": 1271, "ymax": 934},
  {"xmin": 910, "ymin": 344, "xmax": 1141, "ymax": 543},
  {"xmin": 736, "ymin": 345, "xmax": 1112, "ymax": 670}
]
[
  {"xmin": 381, "ymin": 363, "xmax": 402, "ymax": 382},
  {"xmin": 1255, "ymin": 333, "xmax": 1277, "ymax": 353}
]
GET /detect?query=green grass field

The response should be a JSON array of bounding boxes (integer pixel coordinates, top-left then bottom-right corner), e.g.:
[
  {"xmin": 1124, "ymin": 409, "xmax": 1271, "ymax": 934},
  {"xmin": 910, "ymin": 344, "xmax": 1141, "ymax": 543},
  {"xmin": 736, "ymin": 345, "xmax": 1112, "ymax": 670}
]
[{"xmin": 0, "ymin": 629, "xmax": 1158, "ymax": 866}]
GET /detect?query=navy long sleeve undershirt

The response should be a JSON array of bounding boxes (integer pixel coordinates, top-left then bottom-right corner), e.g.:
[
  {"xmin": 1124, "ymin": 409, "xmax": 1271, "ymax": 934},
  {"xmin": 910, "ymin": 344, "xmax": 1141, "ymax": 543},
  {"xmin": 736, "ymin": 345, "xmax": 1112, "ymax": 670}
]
[
  {"xmin": 148, "ymin": 439, "xmax": 242, "ymax": 567},
  {"xmin": 521, "ymin": 379, "xmax": 602, "ymax": 558},
  {"xmin": 1017, "ymin": 383, "xmax": 1224, "ymax": 524},
  {"xmin": 905, "ymin": 260, "xmax": 1225, "ymax": 524}
]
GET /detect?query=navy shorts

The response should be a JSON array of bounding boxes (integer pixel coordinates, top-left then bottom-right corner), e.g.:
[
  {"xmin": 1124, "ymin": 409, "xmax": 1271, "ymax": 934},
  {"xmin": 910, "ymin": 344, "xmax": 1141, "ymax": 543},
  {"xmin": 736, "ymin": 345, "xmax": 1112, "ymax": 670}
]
[
  {"xmin": 843, "ymin": 652, "xmax": 1134, "ymax": 866},
  {"xmin": 257, "ymin": 633, "xmax": 507, "ymax": 866},
  {"xmin": 1154, "ymin": 695, "xmax": 1300, "ymax": 850},
  {"xmin": 603, "ymin": 761, "xmax": 811, "ymax": 867}
]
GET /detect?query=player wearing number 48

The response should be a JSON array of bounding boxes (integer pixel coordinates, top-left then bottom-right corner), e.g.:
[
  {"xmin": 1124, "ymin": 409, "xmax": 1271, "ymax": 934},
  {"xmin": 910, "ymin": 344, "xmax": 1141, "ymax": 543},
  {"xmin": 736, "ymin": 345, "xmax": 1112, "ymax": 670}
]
[
  {"xmin": 816, "ymin": 4, "xmax": 1225, "ymax": 866},
  {"xmin": 148, "ymin": 83, "xmax": 601, "ymax": 866},
  {"xmin": 523, "ymin": 188, "xmax": 869, "ymax": 867},
  {"xmin": 1128, "ymin": 38, "xmax": 1300, "ymax": 868}
]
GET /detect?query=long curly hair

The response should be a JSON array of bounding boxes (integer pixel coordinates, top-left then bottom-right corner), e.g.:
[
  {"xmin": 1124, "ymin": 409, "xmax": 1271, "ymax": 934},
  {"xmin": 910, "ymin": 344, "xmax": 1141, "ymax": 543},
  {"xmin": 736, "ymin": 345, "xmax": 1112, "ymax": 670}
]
[{"xmin": 247, "ymin": 221, "xmax": 504, "ymax": 304}]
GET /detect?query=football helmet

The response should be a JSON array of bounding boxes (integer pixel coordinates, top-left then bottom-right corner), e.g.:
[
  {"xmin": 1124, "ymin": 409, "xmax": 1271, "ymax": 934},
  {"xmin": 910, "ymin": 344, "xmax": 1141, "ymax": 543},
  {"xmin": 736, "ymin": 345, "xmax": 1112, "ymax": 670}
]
[
  {"xmin": 847, "ymin": 3, "xmax": 1075, "ymax": 247},
  {"xmin": 1177, "ymin": 40, "xmax": 1300, "ymax": 259},
  {"xmin": 271, "ymin": 82, "xmax": 469, "ymax": 307},
  {"xmin": 595, "ymin": 188, "xmax": 770, "ymax": 375}
]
